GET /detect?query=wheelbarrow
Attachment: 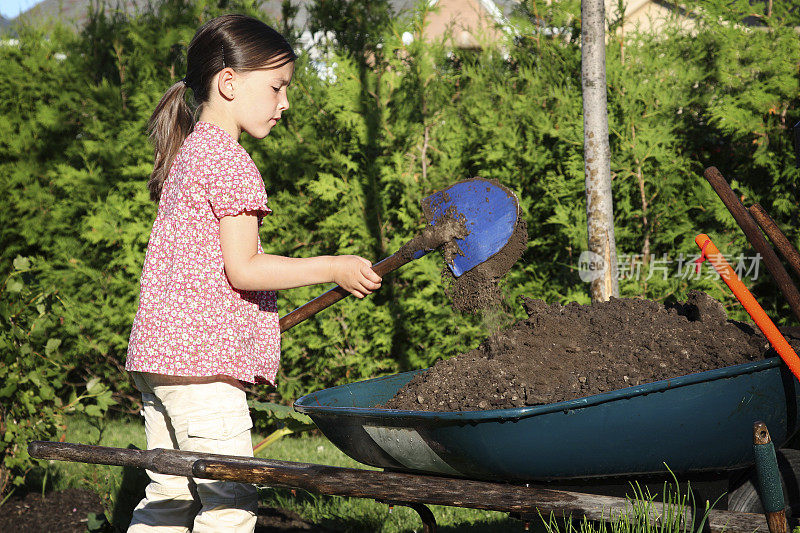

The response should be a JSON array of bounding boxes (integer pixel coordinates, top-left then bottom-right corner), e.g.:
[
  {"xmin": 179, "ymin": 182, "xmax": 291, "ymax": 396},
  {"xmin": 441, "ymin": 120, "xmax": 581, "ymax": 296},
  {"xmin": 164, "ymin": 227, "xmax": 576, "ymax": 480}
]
[
  {"xmin": 30, "ymin": 356, "xmax": 792, "ymax": 532},
  {"xmin": 294, "ymin": 356, "xmax": 800, "ymax": 514},
  {"xmin": 29, "ymin": 318, "xmax": 799, "ymax": 531}
]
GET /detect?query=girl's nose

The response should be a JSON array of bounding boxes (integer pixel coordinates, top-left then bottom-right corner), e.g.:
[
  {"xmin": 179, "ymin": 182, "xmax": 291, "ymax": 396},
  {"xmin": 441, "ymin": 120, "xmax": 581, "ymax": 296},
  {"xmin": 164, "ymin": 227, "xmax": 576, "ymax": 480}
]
[{"xmin": 279, "ymin": 92, "xmax": 289, "ymax": 112}]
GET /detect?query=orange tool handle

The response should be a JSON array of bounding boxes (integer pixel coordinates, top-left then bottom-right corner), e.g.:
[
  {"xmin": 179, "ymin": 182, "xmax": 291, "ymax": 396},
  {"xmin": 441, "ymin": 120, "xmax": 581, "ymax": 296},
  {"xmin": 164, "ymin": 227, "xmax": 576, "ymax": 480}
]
[{"xmin": 695, "ymin": 234, "xmax": 800, "ymax": 381}]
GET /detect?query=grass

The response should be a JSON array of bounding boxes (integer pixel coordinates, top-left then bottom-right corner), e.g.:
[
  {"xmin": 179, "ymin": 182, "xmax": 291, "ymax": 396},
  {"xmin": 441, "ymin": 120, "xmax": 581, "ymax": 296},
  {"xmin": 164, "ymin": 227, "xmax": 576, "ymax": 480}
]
[
  {"xmin": 251, "ymin": 431, "xmax": 520, "ymax": 532},
  {"xmin": 42, "ymin": 414, "xmax": 522, "ymax": 532},
  {"xmin": 539, "ymin": 479, "xmax": 716, "ymax": 533}
]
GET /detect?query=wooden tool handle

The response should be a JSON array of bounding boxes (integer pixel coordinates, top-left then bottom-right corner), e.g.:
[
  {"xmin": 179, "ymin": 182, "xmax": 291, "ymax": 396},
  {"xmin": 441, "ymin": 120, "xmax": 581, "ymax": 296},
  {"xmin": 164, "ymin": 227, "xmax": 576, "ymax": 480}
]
[
  {"xmin": 278, "ymin": 252, "xmax": 413, "ymax": 333},
  {"xmin": 752, "ymin": 422, "xmax": 789, "ymax": 533},
  {"xmin": 749, "ymin": 203, "xmax": 800, "ymax": 281},
  {"xmin": 704, "ymin": 167, "xmax": 800, "ymax": 324},
  {"xmin": 695, "ymin": 234, "xmax": 800, "ymax": 381},
  {"xmin": 27, "ymin": 441, "xmax": 773, "ymax": 533}
]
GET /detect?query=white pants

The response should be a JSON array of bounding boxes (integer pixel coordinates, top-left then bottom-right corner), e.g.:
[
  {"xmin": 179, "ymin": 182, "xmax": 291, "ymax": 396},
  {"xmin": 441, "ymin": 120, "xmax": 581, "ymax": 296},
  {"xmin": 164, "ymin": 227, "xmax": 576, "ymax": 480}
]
[{"xmin": 127, "ymin": 373, "xmax": 258, "ymax": 533}]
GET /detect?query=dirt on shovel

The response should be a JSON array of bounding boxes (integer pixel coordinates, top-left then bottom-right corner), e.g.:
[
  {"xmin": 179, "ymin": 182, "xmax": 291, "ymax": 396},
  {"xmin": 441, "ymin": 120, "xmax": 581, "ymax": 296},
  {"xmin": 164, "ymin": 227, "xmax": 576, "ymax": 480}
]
[{"xmin": 443, "ymin": 215, "xmax": 528, "ymax": 313}]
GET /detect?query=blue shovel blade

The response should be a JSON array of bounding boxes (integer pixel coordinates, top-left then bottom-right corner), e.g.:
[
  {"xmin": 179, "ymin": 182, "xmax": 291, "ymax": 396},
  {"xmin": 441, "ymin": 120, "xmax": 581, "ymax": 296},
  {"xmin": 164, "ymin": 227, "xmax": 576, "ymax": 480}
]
[{"xmin": 421, "ymin": 178, "xmax": 519, "ymax": 277}]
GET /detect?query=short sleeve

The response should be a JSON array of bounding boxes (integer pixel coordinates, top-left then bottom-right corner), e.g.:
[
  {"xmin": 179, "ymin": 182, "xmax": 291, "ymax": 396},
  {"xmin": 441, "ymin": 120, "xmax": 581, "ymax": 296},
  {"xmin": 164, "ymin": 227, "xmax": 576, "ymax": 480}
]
[{"xmin": 206, "ymin": 147, "xmax": 272, "ymax": 219}]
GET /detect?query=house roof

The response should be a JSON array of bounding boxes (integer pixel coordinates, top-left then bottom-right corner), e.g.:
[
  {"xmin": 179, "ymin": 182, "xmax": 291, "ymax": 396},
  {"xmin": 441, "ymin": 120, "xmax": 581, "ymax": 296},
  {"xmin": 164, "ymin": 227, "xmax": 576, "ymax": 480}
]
[
  {"xmin": 10, "ymin": 0, "xmax": 517, "ymax": 32},
  {"xmin": 261, "ymin": 0, "xmax": 517, "ymax": 32},
  {"xmin": 8, "ymin": 0, "xmax": 520, "ymax": 48}
]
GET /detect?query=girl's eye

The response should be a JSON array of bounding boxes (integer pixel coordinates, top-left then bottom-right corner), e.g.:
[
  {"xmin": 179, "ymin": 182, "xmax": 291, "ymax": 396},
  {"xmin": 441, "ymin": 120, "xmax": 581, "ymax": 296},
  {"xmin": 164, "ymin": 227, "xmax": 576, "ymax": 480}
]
[{"xmin": 272, "ymin": 86, "xmax": 281, "ymax": 93}]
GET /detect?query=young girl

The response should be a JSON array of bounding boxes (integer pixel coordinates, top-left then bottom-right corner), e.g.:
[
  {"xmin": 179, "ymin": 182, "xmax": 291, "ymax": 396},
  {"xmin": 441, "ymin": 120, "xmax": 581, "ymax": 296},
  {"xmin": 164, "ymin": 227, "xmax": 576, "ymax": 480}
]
[{"xmin": 125, "ymin": 14, "xmax": 382, "ymax": 533}]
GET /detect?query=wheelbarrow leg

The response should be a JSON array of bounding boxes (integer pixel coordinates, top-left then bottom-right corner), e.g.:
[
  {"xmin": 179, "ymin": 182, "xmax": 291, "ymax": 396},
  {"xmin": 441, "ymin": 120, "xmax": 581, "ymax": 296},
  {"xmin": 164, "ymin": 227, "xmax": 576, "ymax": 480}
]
[
  {"xmin": 753, "ymin": 421, "xmax": 789, "ymax": 533},
  {"xmin": 379, "ymin": 500, "xmax": 437, "ymax": 532}
]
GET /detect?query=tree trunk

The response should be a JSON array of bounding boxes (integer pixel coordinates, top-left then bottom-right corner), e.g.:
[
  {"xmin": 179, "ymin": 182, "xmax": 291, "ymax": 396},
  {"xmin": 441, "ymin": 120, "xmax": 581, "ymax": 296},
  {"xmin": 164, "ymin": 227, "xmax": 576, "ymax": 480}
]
[{"xmin": 582, "ymin": 0, "xmax": 619, "ymax": 301}]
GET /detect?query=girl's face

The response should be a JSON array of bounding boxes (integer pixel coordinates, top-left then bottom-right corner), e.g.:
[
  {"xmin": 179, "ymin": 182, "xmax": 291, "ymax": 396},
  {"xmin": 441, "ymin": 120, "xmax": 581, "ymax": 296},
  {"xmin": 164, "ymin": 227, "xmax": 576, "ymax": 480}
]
[{"xmin": 231, "ymin": 61, "xmax": 295, "ymax": 139}]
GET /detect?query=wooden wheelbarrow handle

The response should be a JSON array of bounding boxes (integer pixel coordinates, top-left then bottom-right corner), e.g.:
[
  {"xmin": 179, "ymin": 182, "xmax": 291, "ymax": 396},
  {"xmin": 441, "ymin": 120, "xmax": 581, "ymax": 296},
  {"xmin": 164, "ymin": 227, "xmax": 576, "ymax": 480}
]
[
  {"xmin": 27, "ymin": 440, "xmax": 772, "ymax": 533},
  {"xmin": 752, "ymin": 422, "xmax": 789, "ymax": 533}
]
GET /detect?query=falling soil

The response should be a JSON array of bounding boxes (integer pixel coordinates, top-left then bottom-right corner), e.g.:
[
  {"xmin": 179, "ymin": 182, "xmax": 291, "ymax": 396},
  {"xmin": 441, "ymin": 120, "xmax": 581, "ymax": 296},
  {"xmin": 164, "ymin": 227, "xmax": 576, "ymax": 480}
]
[
  {"xmin": 383, "ymin": 291, "xmax": 799, "ymax": 411},
  {"xmin": 444, "ymin": 215, "xmax": 528, "ymax": 313}
]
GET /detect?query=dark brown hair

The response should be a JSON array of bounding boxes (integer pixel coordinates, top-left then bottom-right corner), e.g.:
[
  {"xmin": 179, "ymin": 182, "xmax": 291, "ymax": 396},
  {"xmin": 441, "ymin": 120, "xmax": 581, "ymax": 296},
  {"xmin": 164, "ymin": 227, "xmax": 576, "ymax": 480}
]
[{"xmin": 147, "ymin": 14, "xmax": 296, "ymax": 202}]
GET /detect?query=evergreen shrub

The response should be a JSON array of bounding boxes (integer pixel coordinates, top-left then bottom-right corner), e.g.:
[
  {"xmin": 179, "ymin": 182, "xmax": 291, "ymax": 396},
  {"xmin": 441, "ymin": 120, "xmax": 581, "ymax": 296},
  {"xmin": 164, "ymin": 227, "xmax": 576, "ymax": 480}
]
[{"xmin": 1, "ymin": 0, "xmax": 799, "ymax": 489}]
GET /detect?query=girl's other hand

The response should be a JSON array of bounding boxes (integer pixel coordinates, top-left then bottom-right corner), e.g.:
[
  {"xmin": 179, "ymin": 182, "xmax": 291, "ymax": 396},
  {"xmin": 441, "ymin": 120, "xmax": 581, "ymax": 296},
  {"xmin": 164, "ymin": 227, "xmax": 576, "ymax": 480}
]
[{"xmin": 330, "ymin": 256, "xmax": 382, "ymax": 298}]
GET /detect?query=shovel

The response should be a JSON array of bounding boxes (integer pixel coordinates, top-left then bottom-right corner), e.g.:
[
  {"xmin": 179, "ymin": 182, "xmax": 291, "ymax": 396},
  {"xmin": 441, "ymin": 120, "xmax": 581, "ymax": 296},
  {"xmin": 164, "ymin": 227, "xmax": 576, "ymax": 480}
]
[{"xmin": 279, "ymin": 178, "xmax": 521, "ymax": 332}]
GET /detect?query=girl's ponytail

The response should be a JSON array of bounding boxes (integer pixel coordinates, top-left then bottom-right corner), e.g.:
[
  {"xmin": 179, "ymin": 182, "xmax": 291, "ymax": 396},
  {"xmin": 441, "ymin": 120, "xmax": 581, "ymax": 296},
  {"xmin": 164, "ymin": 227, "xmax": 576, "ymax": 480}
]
[
  {"xmin": 146, "ymin": 15, "xmax": 295, "ymax": 203},
  {"xmin": 147, "ymin": 80, "xmax": 194, "ymax": 202}
]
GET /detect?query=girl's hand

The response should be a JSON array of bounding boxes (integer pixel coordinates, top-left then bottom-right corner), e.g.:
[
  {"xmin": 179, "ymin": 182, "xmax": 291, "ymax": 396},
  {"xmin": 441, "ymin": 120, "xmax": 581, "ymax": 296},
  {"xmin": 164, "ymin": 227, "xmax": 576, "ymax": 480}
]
[
  {"xmin": 220, "ymin": 212, "xmax": 382, "ymax": 293},
  {"xmin": 330, "ymin": 256, "xmax": 382, "ymax": 298}
]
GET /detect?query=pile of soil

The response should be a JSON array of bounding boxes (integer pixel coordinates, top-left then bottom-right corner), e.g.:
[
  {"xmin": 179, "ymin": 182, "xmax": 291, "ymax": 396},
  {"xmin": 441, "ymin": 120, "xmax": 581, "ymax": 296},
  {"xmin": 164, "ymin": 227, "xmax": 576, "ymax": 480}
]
[{"xmin": 384, "ymin": 291, "xmax": 797, "ymax": 412}]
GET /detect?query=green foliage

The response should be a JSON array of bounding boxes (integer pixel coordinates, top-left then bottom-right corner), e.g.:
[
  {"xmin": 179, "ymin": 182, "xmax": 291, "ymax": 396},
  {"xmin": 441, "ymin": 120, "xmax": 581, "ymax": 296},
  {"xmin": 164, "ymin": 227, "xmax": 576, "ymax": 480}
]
[
  {"xmin": 86, "ymin": 512, "xmax": 112, "ymax": 532},
  {"xmin": 0, "ymin": 257, "xmax": 115, "ymax": 495},
  {"xmin": 506, "ymin": 0, "xmax": 800, "ymax": 318},
  {"xmin": 250, "ymin": 400, "xmax": 314, "ymax": 428},
  {"xmin": 2, "ymin": 0, "xmax": 800, "ymax": 497},
  {"xmin": 249, "ymin": 400, "xmax": 315, "ymax": 453}
]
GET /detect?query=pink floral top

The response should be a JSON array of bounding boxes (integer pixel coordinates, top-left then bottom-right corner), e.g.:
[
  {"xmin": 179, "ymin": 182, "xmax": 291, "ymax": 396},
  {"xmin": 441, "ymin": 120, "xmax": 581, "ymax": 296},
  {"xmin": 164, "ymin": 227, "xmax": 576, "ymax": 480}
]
[{"xmin": 126, "ymin": 121, "xmax": 280, "ymax": 384}]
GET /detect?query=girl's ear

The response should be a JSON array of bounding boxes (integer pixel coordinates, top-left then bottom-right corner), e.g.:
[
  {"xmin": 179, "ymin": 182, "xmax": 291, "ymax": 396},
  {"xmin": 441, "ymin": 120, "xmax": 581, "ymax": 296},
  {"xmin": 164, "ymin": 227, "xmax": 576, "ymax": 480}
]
[{"xmin": 216, "ymin": 68, "xmax": 236, "ymax": 100}]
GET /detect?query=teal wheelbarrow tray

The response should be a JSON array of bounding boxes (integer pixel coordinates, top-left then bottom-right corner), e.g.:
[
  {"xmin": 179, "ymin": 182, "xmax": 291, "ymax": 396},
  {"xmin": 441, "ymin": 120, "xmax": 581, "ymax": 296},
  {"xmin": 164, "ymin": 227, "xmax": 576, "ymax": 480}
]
[
  {"xmin": 27, "ymin": 357, "xmax": 797, "ymax": 528},
  {"xmin": 295, "ymin": 357, "xmax": 800, "ymax": 482}
]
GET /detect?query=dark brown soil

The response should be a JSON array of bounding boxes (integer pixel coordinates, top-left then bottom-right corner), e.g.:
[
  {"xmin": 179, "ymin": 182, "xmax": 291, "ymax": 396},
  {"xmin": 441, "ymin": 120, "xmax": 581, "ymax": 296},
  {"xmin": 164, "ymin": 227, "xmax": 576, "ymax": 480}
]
[
  {"xmin": 256, "ymin": 507, "xmax": 329, "ymax": 532},
  {"xmin": 0, "ymin": 488, "xmax": 106, "ymax": 532},
  {"xmin": 384, "ymin": 291, "xmax": 797, "ymax": 411},
  {"xmin": 420, "ymin": 177, "xmax": 529, "ymax": 314},
  {"xmin": 444, "ymin": 216, "xmax": 528, "ymax": 313},
  {"xmin": 0, "ymin": 487, "xmax": 323, "ymax": 532}
]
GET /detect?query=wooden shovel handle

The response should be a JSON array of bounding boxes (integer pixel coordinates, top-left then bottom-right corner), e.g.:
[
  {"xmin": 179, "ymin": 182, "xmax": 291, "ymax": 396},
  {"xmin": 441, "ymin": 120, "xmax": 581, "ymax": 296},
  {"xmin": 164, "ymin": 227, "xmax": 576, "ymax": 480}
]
[
  {"xmin": 749, "ymin": 203, "xmax": 800, "ymax": 281},
  {"xmin": 278, "ymin": 252, "xmax": 412, "ymax": 333},
  {"xmin": 703, "ymin": 167, "xmax": 800, "ymax": 324}
]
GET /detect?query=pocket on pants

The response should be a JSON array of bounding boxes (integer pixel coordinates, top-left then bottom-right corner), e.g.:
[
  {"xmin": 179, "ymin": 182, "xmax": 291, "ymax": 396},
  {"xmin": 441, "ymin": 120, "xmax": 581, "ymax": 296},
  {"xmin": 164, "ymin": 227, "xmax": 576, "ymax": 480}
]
[{"xmin": 187, "ymin": 414, "xmax": 253, "ymax": 441}]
